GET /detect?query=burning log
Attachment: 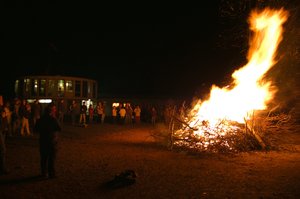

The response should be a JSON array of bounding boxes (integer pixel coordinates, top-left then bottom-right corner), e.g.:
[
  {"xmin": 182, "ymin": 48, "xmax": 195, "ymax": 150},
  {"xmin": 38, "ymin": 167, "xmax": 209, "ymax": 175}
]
[
  {"xmin": 244, "ymin": 111, "xmax": 266, "ymax": 150},
  {"xmin": 245, "ymin": 119, "xmax": 266, "ymax": 150},
  {"xmin": 172, "ymin": 116, "xmax": 198, "ymax": 131}
]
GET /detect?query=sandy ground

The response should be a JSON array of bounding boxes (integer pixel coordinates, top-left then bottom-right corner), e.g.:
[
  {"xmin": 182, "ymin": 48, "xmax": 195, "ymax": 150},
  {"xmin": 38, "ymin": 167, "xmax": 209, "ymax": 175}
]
[{"xmin": 0, "ymin": 122, "xmax": 299, "ymax": 199}]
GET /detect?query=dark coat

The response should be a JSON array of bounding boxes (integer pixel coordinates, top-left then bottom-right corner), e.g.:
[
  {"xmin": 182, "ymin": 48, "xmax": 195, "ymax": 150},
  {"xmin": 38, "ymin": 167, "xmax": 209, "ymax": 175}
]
[{"xmin": 35, "ymin": 114, "xmax": 61, "ymax": 146}]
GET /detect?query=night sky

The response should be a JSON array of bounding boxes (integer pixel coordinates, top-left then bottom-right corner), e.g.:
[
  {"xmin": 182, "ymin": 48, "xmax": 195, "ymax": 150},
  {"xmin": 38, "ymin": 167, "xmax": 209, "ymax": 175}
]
[{"xmin": 3, "ymin": 1, "xmax": 296, "ymax": 100}]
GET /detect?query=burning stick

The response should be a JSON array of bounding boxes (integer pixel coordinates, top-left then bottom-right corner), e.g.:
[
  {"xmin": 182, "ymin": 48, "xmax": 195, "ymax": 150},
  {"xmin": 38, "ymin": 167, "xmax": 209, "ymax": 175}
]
[
  {"xmin": 244, "ymin": 117, "xmax": 266, "ymax": 149},
  {"xmin": 172, "ymin": 116, "xmax": 198, "ymax": 131}
]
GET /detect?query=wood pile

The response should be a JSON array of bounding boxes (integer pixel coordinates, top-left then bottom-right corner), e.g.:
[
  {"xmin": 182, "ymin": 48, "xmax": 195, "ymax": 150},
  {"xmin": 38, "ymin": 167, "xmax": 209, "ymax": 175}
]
[{"xmin": 164, "ymin": 105, "xmax": 297, "ymax": 153}]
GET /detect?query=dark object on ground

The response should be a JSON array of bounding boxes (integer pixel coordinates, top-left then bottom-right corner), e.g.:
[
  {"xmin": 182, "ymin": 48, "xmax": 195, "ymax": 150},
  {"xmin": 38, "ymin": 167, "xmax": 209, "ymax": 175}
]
[{"xmin": 105, "ymin": 169, "xmax": 137, "ymax": 189}]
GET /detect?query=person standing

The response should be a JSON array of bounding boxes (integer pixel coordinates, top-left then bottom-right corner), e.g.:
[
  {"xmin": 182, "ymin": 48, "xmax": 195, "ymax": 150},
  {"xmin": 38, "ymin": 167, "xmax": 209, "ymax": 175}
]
[
  {"xmin": 31, "ymin": 100, "xmax": 41, "ymax": 128},
  {"xmin": 96, "ymin": 102, "xmax": 104, "ymax": 124},
  {"xmin": 21, "ymin": 102, "xmax": 31, "ymax": 136},
  {"xmin": 119, "ymin": 105, "xmax": 126, "ymax": 125},
  {"xmin": 125, "ymin": 103, "xmax": 133, "ymax": 124},
  {"xmin": 12, "ymin": 99, "xmax": 21, "ymax": 135},
  {"xmin": 134, "ymin": 105, "xmax": 141, "ymax": 124},
  {"xmin": 20, "ymin": 100, "xmax": 31, "ymax": 136},
  {"xmin": 101, "ymin": 103, "xmax": 106, "ymax": 124},
  {"xmin": 88, "ymin": 104, "xmax": 94, "ymax": 124},
  {"xmin": 69, "ymin": 100, "xmax": 77, "ymax": 126},
  {"xmin": 111, "ymin": 106, "xmax": 117, "ymax": 124},
  {"xmin": 0, "ymin": 122, "xmax": 8, "ymax": 175},
  {"xmin": 151, "ymin": 107, "xmax": 157, "ymax": 126},
  {"xmin": 34, "ymin": 103, "xmax": 61, "ymax": 179},
  {"xmin": 3, "ymin": 102, "xmax": 12, "ymax": 137},
  {"xmin": 79, "ymin": 101, "xmax": 87, "ymax": 126},
  {"xmin": 57, "ymin": 99, "xmax": 67, "ymax": 125},
  {"xmin": 0, "ymin": 101, "xmax": 9, "ymax": 175}
]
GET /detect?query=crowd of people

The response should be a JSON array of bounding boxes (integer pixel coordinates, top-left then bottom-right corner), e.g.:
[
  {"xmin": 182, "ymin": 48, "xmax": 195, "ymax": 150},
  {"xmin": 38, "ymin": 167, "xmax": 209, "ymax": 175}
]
[
  {"xmin": 0, "ymin": 97, "xmax": 62, "ymax": 178},
  {"xmin": 64, "ymin": 100, "xmax": 165, "ymax": 127},
  {"xmin": 0, "ymin": 96, "xmax": 181, "ymax": 178},
  {"xmin": 0, "ymin": 97, "xmax": 174, "ymax": 136}
]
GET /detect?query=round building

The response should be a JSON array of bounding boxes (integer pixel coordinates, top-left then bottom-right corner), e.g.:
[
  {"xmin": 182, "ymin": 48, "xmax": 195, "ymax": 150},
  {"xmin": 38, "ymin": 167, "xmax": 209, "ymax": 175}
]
[{"xmin": 14, "ymin": 75, "xmax": 98, "ymax": 109}]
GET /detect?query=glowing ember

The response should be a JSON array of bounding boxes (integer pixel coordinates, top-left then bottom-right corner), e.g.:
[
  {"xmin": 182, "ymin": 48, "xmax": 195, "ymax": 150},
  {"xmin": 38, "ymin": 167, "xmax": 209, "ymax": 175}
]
[{"xmin": 175, "ymin": 8, "xmax": 288, "ymax": 151}]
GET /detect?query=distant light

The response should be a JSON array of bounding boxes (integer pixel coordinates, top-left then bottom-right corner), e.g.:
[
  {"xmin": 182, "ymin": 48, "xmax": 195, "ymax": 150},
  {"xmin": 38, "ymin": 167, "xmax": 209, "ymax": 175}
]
[
  {"xmin": 39, "ymin": 99, "xmax": 52, "ymax": 104},
  {"xmin": 112, "ymin": 102, "xmax": 119, "ymax": 107},
  {"xmin": 27, "ymin": 99, "xmax": 35, "ymax": 103}
]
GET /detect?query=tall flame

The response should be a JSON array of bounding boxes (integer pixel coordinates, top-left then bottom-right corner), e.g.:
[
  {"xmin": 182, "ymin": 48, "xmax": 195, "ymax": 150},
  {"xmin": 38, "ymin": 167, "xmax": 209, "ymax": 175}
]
[{"xmin": 187, "ymin": 8, "xmax": 288, "ymax": 134}]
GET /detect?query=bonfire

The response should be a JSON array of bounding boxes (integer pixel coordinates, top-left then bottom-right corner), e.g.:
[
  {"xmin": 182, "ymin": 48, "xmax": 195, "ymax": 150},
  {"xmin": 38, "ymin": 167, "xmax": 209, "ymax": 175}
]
[{"xmin": 171, "ymin": 8, "xmax": 290, "ymax": 152}]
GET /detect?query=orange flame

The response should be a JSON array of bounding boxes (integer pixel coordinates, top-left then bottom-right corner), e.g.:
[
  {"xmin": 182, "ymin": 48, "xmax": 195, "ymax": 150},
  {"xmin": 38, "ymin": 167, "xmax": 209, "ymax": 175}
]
[{"xmin": 185, "ymin": 8, "xmax": 288, "ymax": 136}]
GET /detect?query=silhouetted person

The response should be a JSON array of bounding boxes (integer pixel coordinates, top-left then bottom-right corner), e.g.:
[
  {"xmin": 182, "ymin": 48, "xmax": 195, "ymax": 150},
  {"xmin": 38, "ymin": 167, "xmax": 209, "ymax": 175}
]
[
  {"xmin": 57, "ymin": 99, "xmax": 67, "ymax": 125},
  {"xmin": 0, "ymin": 104, "xmax": 9, "ymax": 175},
  {"xmin": 79, "ymin": 101, "xmax": 87, "ymax": 125},
  {"xmin": 133, "ymin": 105, "xmax": 141, "ymax": 124},
  {"xmin": 151, "ymin": 107, "xmax": 157, "ymax": 126},
  {"xmin": 88, "ymin": 104, "xmax": 94, "ymax": 124},
  {"xmin": 111, "ymin": 106, "xmax": 117, "ymax": 124},
  {"xmin": 69, "ymin": 100, "xmax": 78, "ymax": 126},
  {"xmin": 34, "ymin": 103, "xmax": 61, "ymax": 179}
]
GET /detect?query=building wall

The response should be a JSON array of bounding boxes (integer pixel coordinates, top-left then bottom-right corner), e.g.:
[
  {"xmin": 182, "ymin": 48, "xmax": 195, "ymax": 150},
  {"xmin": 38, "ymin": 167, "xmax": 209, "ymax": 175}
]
[{"xmin": 15, "ymin": 75, "xmax": 98, "ymax": 108}]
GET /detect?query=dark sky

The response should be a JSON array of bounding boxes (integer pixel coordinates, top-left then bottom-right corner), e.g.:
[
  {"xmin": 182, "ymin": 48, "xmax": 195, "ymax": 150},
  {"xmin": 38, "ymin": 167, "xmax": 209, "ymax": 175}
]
[{"xmin": 2, "ymin": 1, "xmax": 245, "ymax": 99}]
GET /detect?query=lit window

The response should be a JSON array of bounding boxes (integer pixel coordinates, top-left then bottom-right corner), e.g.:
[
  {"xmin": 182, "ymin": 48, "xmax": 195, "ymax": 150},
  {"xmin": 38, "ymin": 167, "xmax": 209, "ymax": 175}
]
[
  {"xmin": 48, "ymin": 80, "xmax": 56, "ymax": 97},
  {"xmin": 66, "ymin": 80, "xmax": 73, "ymax": 92},
  {"xmin": 31, "ymin": 79, "xmax": 38, "ymax": 96},
  {"xmin": 75, "ymin": 80, "xmax": 81, "ymax": 97},
  {"xmin": 83, "ymin": 81, "xmax": 88, "ymax": 97},
  {"xmin": 39, "ymin": 80, "xmax": 46, "ymax": 97},
  {"xmin": 24, "ymin": 79, "xmax": 30, "ymax": 93},
  {"xmin": 14, "ymin": 80, "xmax": 19, "ymax": 95},
  {"xmin": 58, "ymin": 80, "xmax": 65, "ymax": 97}
]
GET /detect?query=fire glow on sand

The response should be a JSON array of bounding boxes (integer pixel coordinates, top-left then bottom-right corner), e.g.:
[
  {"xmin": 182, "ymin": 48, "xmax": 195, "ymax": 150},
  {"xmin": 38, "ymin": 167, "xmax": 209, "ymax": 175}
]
[{"xmin": 173, "ymin": 8, "xmax": 289, "ymax": 152}]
